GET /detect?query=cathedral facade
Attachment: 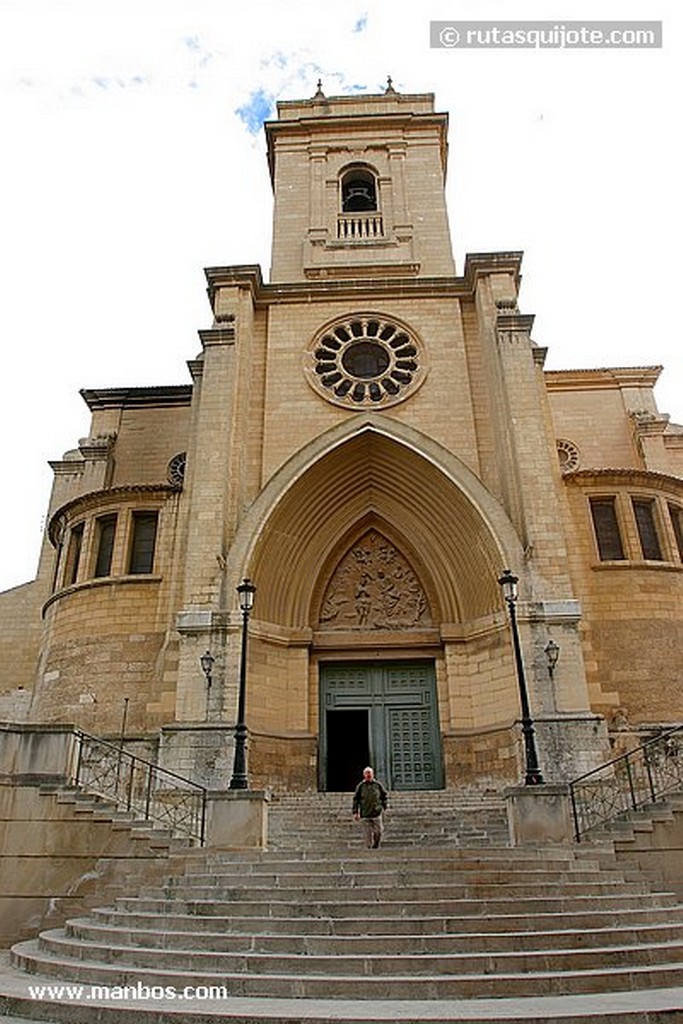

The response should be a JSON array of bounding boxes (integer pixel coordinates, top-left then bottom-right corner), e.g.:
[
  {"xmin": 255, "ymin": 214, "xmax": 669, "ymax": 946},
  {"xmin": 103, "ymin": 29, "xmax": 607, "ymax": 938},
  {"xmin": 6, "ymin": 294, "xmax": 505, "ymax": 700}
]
[{"xmin": 1, "ymin": 87, "xmax": 682, "ymax": 793}]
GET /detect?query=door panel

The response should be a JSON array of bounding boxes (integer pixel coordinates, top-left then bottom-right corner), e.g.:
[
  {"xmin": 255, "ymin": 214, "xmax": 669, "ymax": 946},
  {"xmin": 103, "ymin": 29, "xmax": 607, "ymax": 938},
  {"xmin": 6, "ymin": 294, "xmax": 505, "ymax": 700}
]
[
  {"xmin": 388, "ymin": 706, "xmax": 439, "ymax": 789},
  {"xmin": 320, "ymin": 661, "xmax": 443, "ymax": 791}
]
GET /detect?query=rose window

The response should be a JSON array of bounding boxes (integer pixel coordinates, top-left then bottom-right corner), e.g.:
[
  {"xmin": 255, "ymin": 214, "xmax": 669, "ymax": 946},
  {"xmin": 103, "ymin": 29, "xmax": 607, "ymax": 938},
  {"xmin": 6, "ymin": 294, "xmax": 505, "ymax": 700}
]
[
  {"xmin": 305, "ymin": 315, "xmax": 425, "ymax": 408},
  {"xmin": 556, "ymin": 439, "xmax": 581, "ymax": 475},
  {"xmin": 167, "ymin": 452, "xmax": 187, "ymax": 486}
]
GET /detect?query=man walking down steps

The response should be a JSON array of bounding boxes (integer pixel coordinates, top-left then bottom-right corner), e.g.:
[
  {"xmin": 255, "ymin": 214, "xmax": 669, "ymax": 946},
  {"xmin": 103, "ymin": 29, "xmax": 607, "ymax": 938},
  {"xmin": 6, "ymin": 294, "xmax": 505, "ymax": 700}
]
[{"xmin": 352, "ymin": 765, "xmax": 388, "ymax": 848}]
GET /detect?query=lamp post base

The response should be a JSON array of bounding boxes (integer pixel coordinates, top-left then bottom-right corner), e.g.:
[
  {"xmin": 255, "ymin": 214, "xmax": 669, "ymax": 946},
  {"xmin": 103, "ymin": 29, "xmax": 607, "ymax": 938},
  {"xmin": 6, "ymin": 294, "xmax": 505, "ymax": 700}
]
[{"xmin": 229, "ymin": 723, "xmax": 249, "ymax": 790}]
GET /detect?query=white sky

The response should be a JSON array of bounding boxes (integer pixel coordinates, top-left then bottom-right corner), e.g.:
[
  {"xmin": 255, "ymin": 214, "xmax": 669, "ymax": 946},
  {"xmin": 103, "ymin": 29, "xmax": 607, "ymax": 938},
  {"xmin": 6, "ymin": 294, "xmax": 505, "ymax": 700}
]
[{"xmin": 0, "ymin": 0, "xmax": 680, "ymax": 592}]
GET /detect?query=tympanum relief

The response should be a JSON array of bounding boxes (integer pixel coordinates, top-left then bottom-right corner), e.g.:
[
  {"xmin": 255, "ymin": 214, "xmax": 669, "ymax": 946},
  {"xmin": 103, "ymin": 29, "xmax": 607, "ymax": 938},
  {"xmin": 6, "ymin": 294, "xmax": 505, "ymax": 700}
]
[{"xmin": 319, "ymin": 530, "xmax": 431, "ymax": 630}]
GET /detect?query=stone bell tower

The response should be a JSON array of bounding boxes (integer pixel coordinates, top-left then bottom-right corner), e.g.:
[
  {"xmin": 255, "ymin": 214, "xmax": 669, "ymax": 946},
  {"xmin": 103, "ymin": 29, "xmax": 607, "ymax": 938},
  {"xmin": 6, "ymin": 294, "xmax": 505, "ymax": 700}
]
[{"xmin": 267, "ymin": 86, "xmax": 456, "ymax": 282}]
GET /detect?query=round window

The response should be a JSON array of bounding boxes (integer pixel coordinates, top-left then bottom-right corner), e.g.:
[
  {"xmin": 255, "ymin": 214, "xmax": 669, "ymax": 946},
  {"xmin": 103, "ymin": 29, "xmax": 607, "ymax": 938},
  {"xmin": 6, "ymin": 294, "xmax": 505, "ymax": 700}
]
[
  {"xmin": 305, "ymin": 315, "xmax": 425, "ymax": 409},
  {"xmin": 556, "ymin": 439, "xmax": 580, "ymax": 475}
]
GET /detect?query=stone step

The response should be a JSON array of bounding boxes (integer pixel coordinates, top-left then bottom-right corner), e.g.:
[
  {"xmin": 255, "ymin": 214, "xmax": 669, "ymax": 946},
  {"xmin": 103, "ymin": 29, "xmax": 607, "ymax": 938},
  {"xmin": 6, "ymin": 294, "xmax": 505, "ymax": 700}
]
[
  {"xmin": 89, "ymin": 903, "xmax": 683, "ymax": 936},
  {"xmin": 142, "ymin": 880, "xmax": 655, "ymax": 902},
  {"xmin": 268, "ymin": 790, "xmax": 503, "ymax": 802},
  {"xmin": 270, "ymin": 832, "xmax": 512, "ymax": 845},
  {"xmin": 34, "ymin": 928, "xmax": 683, "ymax": 978},
  {"xmin": 65, "ymin": 915, "xmax": 683, "ymax": 955},
  {"xmin": 193, "ymin": 846, "xmax": 574, "ymax": 864},
  {"xmin": 2, "ymin": 949, "xmax": 683, "ymax": 1023},
  {"xmin": 11, "ymin": 940, "xmax": 683, "ymax": 999},
  {"xmin": 174, "ymin": 867, "xmax": 613, "ymax": 886},
  {"xmin": 110, "ymin": 891, "xmax": 679, "ymax": 920},
  {"xmin": 265, "ymin": 793, "xmax": 510, "ymax": 851},
  {"xmin": 268, "ymin": 834, "xmax": 509, "ymax": 846},
  {"xmin": 181, "ymin": 861, "xmax": 608, "ymax": 880}
]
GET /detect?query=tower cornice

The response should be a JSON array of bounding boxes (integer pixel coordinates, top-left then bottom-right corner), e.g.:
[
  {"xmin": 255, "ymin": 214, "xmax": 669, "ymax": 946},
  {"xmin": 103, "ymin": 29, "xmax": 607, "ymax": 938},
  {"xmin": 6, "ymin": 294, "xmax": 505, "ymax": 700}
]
[
  {"xmin": 265, "ymin": 106, "xmax": 450, "ymax": 185},
  {"xmin": 204, "ymin": 252, "xmax": 524, "ymax": 312}
]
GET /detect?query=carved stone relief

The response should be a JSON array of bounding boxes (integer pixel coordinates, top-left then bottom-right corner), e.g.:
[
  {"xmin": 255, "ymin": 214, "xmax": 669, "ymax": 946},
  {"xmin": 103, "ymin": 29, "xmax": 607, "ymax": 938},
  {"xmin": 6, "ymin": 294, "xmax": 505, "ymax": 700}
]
[{"xmin": 319, "ymin": 530, "xmax": 431, "ymax": 630}]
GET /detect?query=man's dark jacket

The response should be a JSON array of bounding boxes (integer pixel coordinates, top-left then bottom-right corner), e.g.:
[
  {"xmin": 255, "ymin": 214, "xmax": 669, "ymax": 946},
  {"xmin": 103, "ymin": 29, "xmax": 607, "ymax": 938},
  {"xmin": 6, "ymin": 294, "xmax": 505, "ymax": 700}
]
[{"xmin": 352, "ymin": 779, "xmax": 388, "ymax": 818}]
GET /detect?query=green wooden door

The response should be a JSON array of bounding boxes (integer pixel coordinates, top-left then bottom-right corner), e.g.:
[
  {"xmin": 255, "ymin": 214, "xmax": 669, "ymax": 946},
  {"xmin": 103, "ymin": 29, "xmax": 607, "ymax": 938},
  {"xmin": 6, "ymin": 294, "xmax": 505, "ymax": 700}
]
[{"xmin": 319, "ymin": 661, "xmax": 443, "ymax": 791}]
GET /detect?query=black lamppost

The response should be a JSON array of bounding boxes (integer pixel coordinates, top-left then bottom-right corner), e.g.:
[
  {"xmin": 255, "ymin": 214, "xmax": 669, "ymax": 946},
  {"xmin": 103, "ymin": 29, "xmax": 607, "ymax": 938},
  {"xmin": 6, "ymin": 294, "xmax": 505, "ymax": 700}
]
[
  {"xmin": 200, "ymin": 650, "xmax": 215, "ymax": 720},
  {"xmin": 498, "ymin": 569, "xmax": 545, "ymax": 785},
  {"xmin": 229, "ymin": 578, "xmax": 257, "ymax": 790}
]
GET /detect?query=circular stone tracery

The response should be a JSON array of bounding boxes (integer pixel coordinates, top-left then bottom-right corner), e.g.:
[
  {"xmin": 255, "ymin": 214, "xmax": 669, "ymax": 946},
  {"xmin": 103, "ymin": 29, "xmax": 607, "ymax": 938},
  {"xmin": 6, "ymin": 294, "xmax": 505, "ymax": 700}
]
[
  {"xmin": 306, "ymin": 315, "xmax": 425, "ymax": 409},
  {"xmin": 167, "ymin": 452, "xmax": 187, "ymax": 486},
  {"xmin": 556, "ymin": 439, "xmax": 581, "ymax": 475}
]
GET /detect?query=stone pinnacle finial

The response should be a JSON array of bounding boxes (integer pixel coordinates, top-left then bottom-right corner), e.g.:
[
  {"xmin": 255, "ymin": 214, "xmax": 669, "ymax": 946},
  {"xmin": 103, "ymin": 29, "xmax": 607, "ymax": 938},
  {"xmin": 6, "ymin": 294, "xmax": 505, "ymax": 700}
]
[
  {"xmin": 385, "ymin": 75, "xmax": 396, "ymax": 94},
  {"xmin": 313, "ymin": 78, "xmax": 325, "ymax": 99}
]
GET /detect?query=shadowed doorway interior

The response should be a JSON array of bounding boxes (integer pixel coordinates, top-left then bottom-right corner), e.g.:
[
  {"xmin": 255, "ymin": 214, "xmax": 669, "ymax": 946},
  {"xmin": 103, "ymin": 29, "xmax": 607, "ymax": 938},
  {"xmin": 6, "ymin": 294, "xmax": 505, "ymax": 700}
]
[{"xmin": 325, "ymin": 709, "xmax": 370, "ymax": 791}]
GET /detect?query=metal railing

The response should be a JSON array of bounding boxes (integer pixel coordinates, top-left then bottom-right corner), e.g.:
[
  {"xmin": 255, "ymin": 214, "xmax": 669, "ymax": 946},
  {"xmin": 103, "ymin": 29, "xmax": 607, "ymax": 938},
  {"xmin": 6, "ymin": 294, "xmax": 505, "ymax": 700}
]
[
  {"xmin": 569, "ymin": 725, "xmax": 683, "ymax": 841},
  {"xmin": 70, "ymin": 730, "xmax": 207, "ymax": 845}
]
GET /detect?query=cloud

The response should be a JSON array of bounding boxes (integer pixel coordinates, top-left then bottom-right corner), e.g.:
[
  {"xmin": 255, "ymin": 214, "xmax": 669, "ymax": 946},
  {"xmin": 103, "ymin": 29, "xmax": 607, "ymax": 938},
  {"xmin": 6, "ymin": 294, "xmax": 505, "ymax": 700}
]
[
  {"xmin": 235, "ymin": 88, "xmax": 276, "ymax": 134},
  {"xmin": 353, "ymin": 14, "xmax": 368, "ymax": 33}
]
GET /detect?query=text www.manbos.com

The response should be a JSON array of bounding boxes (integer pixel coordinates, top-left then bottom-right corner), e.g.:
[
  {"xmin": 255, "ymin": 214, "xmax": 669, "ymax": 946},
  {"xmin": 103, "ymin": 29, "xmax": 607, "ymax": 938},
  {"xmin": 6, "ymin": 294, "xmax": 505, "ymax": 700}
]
[{"xmin": 28, "ymin": 983, "xmax": 230, "ymax": 1001}]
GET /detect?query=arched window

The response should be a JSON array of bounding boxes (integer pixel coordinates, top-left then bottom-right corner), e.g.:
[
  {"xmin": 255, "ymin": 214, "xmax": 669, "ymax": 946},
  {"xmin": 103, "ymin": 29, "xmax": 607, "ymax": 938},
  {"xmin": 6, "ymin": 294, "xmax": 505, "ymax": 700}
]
[{"xmin": 341, "ymin": 167, "xmax": 377, "ymax": 213}]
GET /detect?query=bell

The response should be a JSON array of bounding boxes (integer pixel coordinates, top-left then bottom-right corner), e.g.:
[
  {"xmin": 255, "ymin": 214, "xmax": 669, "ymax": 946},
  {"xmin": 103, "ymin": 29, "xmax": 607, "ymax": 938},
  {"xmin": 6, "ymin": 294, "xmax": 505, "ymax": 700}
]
[{"xmin": 343, "ymin": 182, "xmax": 376, "ymax": 212}]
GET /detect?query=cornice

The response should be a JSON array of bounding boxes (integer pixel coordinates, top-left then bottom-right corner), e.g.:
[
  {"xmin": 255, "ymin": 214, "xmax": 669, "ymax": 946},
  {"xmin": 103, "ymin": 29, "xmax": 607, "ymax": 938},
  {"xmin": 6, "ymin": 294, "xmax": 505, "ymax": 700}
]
[
  {"xmin": 544, "ymin": 367, "xmax": 663, "ymax": 391},
  {"xmin": 264, "ymin": 100, "xmax": 448, "ymax": 184},
  {"xmin": 80, "ymin": 386, "xmax": 193, "ymax": 410},
  {"xmin": 198, "ymin": 326, "xmax": 236, "ymax": 348},
  {"xmin": 204, "ymin": 252, "xmax": 524, "ymax": 311},
  {"xmin": 564, "ymin": 467, "xmax": 683, "ymax": 493}
]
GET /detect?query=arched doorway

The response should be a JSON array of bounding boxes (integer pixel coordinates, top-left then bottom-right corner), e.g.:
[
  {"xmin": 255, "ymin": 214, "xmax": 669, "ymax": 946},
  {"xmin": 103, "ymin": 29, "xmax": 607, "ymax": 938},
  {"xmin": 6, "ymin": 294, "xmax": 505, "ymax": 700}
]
[
  {"xmin": 314, "ymin": 525, "xmax": 443, "ymax": 790},
  {"xmin": 230, "ymin": 420, "xmax": 524, "ymax": 792},
  {"xmin": 321, "ymin": 660, "xmax": 442, "ymax": 791}
]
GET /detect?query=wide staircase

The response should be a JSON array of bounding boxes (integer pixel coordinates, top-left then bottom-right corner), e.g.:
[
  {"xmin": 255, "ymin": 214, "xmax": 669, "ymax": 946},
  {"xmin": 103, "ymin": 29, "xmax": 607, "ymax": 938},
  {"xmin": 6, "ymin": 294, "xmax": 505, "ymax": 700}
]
[{"xmin": 2, "ymin": 790, "xmax": 683, "ymax": 1022}]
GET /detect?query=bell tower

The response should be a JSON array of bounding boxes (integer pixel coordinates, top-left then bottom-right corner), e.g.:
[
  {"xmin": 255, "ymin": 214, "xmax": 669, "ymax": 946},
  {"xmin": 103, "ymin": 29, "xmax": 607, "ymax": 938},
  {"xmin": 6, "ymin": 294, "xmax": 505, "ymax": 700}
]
[{"xmin": 265, "ymin": 86, "xmax": 456, "ymax": 283}]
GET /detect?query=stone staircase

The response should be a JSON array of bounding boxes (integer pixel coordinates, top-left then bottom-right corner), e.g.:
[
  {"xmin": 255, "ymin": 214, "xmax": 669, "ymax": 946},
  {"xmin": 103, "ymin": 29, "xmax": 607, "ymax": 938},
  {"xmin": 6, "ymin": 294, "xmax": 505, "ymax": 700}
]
[
  {"xmin": 2, "ymin": 790, "xmax": 683, "ymax": 1021},
  {"xmin": 267, "ymin": 790, "xmax": 511, "ymax": 850}
]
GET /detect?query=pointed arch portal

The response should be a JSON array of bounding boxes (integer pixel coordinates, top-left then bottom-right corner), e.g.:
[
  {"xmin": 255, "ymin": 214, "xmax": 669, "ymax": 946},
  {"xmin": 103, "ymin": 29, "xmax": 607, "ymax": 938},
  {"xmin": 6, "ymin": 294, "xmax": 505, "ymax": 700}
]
[
  {"xmin": 248, "ymin": 426, "xmax": 512, "ymax": 629},
  {"xmin": 237, "ymin": 423, "xmax": 523, "ymax": 791}
]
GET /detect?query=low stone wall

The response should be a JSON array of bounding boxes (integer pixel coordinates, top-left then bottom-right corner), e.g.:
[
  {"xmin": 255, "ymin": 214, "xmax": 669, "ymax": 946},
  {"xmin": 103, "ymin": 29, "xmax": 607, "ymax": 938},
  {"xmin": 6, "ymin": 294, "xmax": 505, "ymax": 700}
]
[
  {"xmin": 0, "ymin": 722, "xmax": 192, "ymax": 946},
  {"xmin": 0, "ymin": 722, "xmax": 77, "ymax": 784},
  {"xmin": 0, "ymin": 781, "xmax": 188, "ymax": 948},
  {"xmin": 0, "ymin": 721, "xmax": 275, "ymax": 944}
]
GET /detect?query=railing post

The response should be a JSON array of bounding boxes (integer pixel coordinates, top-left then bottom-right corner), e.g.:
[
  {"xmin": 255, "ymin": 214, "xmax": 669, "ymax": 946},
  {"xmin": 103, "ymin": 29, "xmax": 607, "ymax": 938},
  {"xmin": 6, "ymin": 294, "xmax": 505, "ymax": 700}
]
[
  {"xmin": 124, "ymin": 758, "xmax": 134, "ymax": 811},
  {"xmin": 200, "ymin": 789, "xmax": 208, "ymax": 847},
  {"xmin": 145, "ymin": 764, "xmax": 154, "ymax": 821},
  {"xmin": 73, "ymin": 731, "xmax": 84, "ymax": 787},
  {"xmin": 644, "ymin": 744, "xmax": 657, "ymax": 803},
  {"xmin": 569, "ymin": 783, "xmax": 581, "ymax": 842},
  {"xmin": 624, "ymin": 755, "xmax": 638, "ymax": 810}
]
